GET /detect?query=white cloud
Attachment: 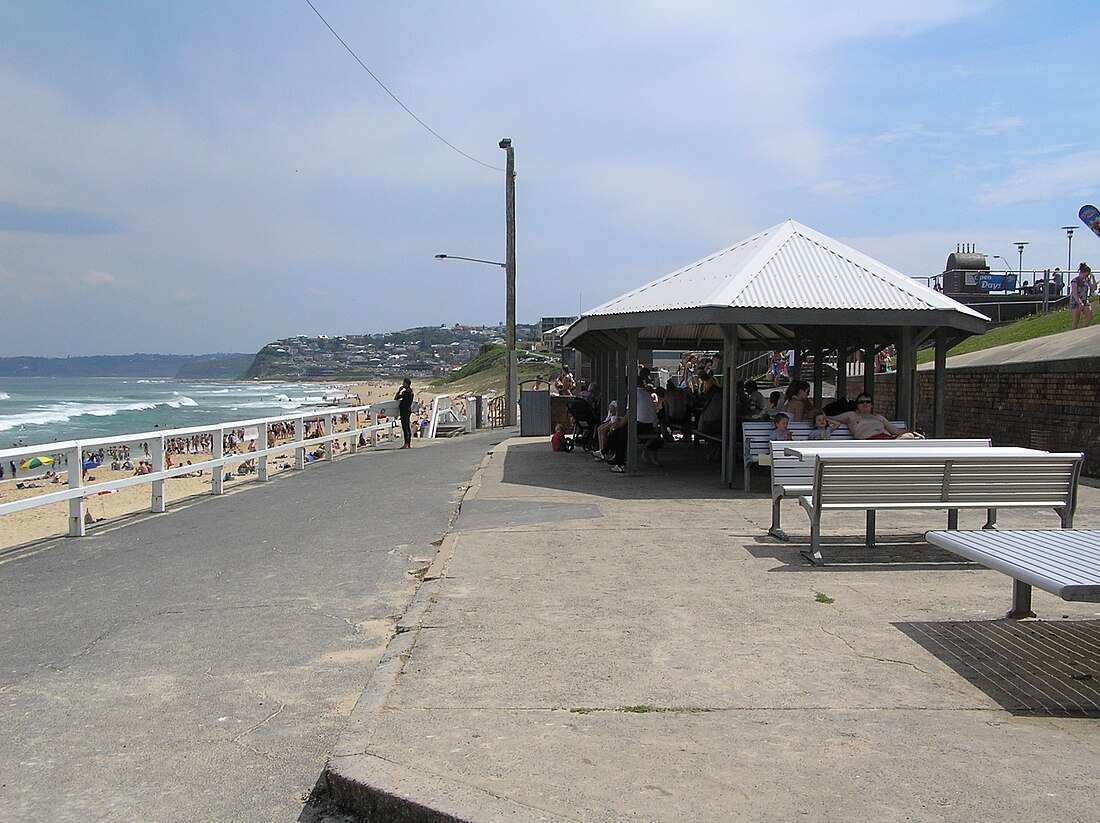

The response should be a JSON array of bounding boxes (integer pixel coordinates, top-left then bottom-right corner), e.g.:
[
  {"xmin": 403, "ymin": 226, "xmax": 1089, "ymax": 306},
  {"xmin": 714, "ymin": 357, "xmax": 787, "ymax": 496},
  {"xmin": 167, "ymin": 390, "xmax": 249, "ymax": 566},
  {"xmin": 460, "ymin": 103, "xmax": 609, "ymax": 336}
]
[{"xmin": 979, "ymin": 149, "xmax": 1100, "ymax": 207}]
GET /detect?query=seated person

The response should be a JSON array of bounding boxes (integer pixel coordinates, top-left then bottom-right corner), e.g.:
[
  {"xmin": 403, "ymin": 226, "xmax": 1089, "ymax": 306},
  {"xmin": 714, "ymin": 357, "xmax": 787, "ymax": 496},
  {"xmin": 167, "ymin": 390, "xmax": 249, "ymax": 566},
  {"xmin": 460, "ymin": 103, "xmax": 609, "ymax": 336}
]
[
  {"xmin": 661, "ymin": 378, "xmax": 692, "ymax": 435},
  {"xmin": 550, "ymin": 424, "xmax": 567, "ymax": 452},
  {"xmin": 591, "ymin": 400, "xmax": 619, "ymax": 461},
  {"xmin": 805, "ymin": 409, "xmax": 835, "ymax": 441},
  {"xmin": 697, "ymin": 378, "xmax": 723, "ymax": 436},
  {"xmin": 764, "ymin": 390, "xmax": 783, "ymax": 416},
  {"xmin": 779, "ymin": 380, "xmax": 810, "ymax": 423},
  {"xmin": 744, "ymin": 380, "xmax": 767, "ymax": 418},
  {"xmin": 828, "ymin": 393, "xmax": 922, "ymax": 439},
  {"xmin": 769, "ymin": 412, "xmax": 793, "ymax": 441}
]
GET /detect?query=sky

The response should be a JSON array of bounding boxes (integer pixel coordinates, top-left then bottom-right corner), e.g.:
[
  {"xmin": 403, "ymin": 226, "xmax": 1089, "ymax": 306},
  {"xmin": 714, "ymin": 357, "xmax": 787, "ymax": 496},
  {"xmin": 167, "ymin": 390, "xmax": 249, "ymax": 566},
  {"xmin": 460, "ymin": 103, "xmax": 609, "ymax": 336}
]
[{"xmin": 2, "ymin": 1, "xmax": 1099, "ymax": 357}]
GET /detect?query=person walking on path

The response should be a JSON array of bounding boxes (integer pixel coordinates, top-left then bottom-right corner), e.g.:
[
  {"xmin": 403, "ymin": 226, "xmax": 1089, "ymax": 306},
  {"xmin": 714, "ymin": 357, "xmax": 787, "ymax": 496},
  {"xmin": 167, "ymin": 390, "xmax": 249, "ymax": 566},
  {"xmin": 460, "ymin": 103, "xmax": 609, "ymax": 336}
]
[
  {"xmin": 1070, "ymin": 263, "xmax": 1094, "ymax": 330},
  {"xmin": 395, "ymin": 378, "xmax": 415, "ymax": 449}
]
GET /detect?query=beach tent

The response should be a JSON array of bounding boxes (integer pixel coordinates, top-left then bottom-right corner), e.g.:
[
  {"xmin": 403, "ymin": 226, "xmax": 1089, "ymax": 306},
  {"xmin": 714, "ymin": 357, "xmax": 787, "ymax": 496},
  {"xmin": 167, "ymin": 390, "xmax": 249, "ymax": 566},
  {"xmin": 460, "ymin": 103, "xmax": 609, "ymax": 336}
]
[{"xmin": 562, "ymin": 219, "xmax": 990, "ymax": 485}]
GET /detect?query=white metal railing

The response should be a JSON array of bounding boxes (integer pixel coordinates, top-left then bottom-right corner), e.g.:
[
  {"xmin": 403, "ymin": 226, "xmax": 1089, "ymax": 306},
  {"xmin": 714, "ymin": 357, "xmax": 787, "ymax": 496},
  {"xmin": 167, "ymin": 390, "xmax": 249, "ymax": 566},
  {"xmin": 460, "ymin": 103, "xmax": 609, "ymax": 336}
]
[{"xmin": 0, "ymin": 404, "xmax": 401, "ymax": 539}]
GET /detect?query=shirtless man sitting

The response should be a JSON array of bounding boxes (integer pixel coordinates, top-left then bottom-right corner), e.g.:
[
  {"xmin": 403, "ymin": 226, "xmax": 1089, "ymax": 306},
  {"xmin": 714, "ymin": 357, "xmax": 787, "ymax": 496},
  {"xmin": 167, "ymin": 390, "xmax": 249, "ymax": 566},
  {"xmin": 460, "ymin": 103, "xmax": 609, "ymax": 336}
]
[{"xmin": 828, "ymin": 393, "xmax": 922, "ymax": 439}]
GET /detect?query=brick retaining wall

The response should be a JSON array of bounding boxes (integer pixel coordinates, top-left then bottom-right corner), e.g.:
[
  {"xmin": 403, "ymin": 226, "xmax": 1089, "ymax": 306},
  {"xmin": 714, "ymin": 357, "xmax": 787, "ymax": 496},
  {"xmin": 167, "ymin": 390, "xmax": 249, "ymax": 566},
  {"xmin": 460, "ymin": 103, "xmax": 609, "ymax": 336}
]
[{"xmin": 847, "ymin": 362, "xmax": 1100, "ymax": 476}]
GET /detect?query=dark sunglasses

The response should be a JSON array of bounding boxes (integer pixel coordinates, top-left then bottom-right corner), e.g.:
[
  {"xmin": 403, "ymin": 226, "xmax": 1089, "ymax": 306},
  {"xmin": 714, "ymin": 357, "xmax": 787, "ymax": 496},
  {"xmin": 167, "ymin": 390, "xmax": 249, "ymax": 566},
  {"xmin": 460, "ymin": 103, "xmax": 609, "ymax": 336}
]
[{"xmin": 857, "ymin": 399, "xmax": 872, "ymax": 405}]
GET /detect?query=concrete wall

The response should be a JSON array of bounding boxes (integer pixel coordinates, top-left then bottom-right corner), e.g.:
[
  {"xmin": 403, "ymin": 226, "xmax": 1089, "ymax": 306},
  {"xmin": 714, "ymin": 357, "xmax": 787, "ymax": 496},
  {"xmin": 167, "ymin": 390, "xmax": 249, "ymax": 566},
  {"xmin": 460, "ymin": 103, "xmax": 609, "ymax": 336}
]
[{"xmin": 847, "ymin": 362, "xmax": 1100, "ymax": 477}]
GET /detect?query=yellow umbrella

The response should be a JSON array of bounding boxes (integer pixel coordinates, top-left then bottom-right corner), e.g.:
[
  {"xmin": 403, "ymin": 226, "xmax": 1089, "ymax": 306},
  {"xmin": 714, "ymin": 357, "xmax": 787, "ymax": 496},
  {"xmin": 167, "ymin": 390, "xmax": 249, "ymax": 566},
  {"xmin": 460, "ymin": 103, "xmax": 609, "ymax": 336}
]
[{"xmin": 19, "ymin": 455, "xmax": 54, "ymax": 471}]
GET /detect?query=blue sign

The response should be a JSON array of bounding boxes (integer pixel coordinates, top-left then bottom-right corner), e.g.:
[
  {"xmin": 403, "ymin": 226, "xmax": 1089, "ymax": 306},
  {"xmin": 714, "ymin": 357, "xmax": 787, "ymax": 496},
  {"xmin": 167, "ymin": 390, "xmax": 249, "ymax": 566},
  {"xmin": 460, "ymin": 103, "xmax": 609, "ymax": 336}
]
[{"xmin": 977, "ymin": 273, "xmax": 1017, "ymax": 292}]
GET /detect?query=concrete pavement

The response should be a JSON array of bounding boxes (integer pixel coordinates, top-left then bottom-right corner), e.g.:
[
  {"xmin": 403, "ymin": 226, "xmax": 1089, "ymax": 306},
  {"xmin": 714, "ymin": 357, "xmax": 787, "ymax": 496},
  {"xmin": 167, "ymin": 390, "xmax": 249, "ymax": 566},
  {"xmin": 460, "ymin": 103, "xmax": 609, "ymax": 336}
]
[
  {"xmin": 0, "ymin": 430, "xmax": 507, "ymax": 822},
  {"xmin": 327, "ymin": 436, "xmax": 1100, "ymax": 822}
]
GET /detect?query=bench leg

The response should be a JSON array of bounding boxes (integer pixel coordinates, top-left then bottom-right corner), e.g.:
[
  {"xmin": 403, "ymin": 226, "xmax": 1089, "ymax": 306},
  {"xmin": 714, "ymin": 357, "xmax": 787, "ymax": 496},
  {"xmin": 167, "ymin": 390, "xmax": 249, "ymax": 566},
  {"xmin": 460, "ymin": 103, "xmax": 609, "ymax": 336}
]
[
  {"xmin": 865, "ymin": 510, "xmax": 876, "ymax": 548},
  {"xmin": 769, "ymin": 498, "xmax": 788, "ymax": 541},
  {"xmin": 1059, "ymin": 506, "xmax": 1073, "ymax": 529},
  {"xmin": 801, "ymin": 512, "xmax": 824, "ymax": 565},
  {"xmin": 1008, "ymin": 579, "xmax": 1035, "ymax": 619},
  {"xmin": 947, "ymin": 509, "xmax": 958, "ymax": 530},
  {"xmin": 743, "ymin": 463, "xmax": 751, "ymax": 492},
  {"xmin": 982, "ymin": 508, "xmax": 997, "ymax": 530}
]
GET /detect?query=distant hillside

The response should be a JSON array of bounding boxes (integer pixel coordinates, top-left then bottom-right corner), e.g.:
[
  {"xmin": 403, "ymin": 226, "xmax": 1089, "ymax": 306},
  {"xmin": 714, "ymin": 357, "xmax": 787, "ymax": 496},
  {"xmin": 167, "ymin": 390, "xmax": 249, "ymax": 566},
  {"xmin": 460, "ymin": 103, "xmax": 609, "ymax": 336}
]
[
  {"xmin": 241, "ymin": 324, "xmax": 540, "ymax": 380},
  {"xmin": 0, "ymin": 353, "xmax": 253, "ymax": 379}
]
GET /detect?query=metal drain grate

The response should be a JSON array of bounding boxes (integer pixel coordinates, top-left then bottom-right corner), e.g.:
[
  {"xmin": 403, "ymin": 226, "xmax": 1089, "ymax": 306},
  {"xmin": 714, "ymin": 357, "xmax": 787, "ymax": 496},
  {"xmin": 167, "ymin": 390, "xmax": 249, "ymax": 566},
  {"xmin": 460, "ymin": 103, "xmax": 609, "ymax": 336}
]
[{"xmin": 895, "ymin": 619, "xmax": 1100, "ymax": 716}]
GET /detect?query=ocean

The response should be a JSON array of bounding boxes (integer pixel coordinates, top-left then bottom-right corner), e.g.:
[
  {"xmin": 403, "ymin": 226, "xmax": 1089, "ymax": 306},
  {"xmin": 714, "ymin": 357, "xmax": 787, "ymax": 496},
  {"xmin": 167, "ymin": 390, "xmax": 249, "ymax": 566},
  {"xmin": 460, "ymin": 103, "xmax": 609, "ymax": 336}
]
[{"xmin": 0, "ymin": 377, "xmax": 357, "ymax": 449}]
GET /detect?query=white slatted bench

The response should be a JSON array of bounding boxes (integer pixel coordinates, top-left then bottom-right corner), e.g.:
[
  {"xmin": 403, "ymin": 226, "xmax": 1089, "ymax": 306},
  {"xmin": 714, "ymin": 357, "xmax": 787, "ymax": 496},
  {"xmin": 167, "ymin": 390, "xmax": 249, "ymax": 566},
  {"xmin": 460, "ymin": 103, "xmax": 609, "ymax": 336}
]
[
  {"xmin": 925, "ymin": 529, "xmax": 1100, "ymax": 619},
  {"xmin": 793, "ymin": 448, "xmax": 1083, "ymax": 564},
  {"xmin": 741, "ymin": 420, "xmax": 906, "ymax": 491},
  {"xmin": 768, "ymin": 439, "xmax": 993, "ymax": 541}
]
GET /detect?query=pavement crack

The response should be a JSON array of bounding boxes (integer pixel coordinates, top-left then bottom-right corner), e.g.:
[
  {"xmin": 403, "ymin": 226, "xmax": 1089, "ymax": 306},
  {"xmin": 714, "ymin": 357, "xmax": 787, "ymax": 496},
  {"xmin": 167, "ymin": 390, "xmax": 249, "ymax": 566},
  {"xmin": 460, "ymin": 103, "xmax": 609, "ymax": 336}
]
[
  {"xmin": 234, "ymin": 702, "xmax": 286, "ymax": 744},
  {"xmin": 819, "ymin": 625, "xmax": 933, "ymax": 675}
]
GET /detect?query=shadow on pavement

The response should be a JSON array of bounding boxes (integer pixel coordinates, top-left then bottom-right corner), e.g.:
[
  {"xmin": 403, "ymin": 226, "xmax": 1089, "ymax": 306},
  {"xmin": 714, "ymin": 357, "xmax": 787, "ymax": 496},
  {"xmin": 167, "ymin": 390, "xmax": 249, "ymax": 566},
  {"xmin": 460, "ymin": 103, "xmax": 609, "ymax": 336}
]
[
  {"xmin": 895, "ymin": 618, "xmax": 1100, "ymax": 717},
  {"xmin": 743, "ymin": 537, "xmax": 977, "ymax": 571},
  {"xmin": 501, "ymin": 438, "xmax": 756, "ymax": 501}
]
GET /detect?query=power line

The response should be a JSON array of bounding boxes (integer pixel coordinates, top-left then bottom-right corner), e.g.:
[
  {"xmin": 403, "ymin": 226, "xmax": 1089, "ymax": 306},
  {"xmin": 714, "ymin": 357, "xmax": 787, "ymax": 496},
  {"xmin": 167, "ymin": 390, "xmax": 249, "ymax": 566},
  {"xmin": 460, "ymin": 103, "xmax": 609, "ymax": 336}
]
[{"xmin": 304, "ymin": 0, "xmax": 503, "ymax": 172}]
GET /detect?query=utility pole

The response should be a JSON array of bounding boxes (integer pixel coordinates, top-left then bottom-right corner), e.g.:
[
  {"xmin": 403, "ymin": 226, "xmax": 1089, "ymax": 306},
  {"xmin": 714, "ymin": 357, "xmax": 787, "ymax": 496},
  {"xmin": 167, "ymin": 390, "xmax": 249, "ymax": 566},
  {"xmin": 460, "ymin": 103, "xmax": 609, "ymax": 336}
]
[{"xmin": 500, "ymin": 138, "xmax": 518, "ymax": 427}]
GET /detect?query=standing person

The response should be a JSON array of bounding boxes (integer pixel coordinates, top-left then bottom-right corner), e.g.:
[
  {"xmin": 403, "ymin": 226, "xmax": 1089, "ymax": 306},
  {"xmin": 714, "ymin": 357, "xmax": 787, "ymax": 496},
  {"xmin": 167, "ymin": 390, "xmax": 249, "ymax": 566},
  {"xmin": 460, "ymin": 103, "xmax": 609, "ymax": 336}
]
[
  {"xmin": 395, "ymin": 378, "xmax": 415, "ymax": 449},
  {"xmin": 556, "ymin": 365, "xmax": 576, "ymax": 396},
  {"xmin": 1070, "ymin": 263, "xmax": 1094, "ymax": 330}
]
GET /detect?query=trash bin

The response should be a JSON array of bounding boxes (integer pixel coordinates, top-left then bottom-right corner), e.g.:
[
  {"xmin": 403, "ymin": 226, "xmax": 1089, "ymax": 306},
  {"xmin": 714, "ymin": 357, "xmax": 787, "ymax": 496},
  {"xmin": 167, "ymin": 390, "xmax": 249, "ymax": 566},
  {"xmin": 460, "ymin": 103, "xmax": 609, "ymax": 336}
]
[{"xmin": 519, "ymin": 391, "xmax": 550, "ymax": 437}]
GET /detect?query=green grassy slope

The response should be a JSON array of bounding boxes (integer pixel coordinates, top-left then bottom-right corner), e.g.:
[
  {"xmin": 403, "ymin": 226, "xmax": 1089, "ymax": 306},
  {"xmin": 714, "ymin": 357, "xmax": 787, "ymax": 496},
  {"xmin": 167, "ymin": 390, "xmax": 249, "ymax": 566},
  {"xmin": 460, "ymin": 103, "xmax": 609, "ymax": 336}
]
[{"xmin": 918, "ymin": 305, "xmax": 1077, "ymax": 363}]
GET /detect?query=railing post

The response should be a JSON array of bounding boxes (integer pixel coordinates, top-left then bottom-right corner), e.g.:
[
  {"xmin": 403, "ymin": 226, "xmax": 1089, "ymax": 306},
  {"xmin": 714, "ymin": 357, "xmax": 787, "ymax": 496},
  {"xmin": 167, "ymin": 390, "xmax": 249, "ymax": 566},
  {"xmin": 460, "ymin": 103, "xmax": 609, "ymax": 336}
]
[
  {"xmin": 295, "ymin": 417, "xmax": 305, "ymax": 470},
  {"xmin": 68, "ymin": 443, "xmax": 85, "ymax": 537},
  {"xmin": 212, "ymin": 428, "xmax": 225, "ymax": 495},
  {"xmin": 258, "ymin": 423, "xmax": 269, "ymax": 481},
  {"xmin": 325, "ymin": 413, "xmax": 335, "ymax": 461},
  {"xmin": 350, "ymin": 410, "xmax": 360, "ymax": 454},
  {"xmin": 151, "ymin": 435, "xmax": 166, "ymax": 513}
]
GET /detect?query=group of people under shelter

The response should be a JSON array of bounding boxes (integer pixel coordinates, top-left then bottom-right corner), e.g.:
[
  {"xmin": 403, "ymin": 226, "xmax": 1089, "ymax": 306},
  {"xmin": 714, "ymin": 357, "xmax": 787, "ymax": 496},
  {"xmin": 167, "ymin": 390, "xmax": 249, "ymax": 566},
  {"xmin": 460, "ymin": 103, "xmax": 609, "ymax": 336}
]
[{"xmin": 556, "ymin": 355, "xmax": 922, "ymax": 473}]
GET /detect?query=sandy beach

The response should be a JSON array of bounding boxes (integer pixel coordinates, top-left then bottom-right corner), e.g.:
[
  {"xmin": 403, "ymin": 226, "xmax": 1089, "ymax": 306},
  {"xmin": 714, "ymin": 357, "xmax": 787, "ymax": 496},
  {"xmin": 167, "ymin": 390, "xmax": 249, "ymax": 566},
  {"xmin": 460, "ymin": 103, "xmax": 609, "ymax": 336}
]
[{"xmin": 0, "ymin": 379, "xmax": 435, "ymax": 551}]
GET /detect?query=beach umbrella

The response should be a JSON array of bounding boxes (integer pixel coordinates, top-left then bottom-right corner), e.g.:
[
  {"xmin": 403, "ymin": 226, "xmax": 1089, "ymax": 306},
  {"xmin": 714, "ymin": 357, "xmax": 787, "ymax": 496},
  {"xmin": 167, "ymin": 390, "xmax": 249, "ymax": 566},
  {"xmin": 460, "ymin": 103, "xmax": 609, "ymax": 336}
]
[
  {"xmin": 82, "ymin": 460, "xmax": 100, "ymax": 471},
  {"xmin": 19, "ymin": 455, "xmax": 54, "ymax": 471}
]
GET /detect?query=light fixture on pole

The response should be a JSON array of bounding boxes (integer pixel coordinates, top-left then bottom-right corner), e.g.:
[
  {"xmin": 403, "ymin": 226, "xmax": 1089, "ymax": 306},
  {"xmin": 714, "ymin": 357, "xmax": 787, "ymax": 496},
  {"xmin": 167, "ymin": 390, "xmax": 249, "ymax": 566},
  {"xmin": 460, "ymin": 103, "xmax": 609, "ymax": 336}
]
[
  {"xmin": 991, "ymin": 254, "xmax": 1011, "ymax": 271},
  {"xmin": 434, "ymin": 254, "xmax": 505, "ymax": 268},
  {"xmin": 1062, "ymin": 225, "xmax": 1076, "ymax": 279},
  {"xmin": 1014, "ymin": 241, "xmax": 1029, "ymax": 276}
]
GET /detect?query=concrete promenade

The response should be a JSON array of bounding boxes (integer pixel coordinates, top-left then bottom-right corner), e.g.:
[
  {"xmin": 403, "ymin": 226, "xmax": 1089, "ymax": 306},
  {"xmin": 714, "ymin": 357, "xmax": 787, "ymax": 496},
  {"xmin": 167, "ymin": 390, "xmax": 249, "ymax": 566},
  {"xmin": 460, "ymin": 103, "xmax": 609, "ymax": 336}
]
[
  {"xmin": 0, "ymin": 429, "xmax": 506, "ymax": 822},
  {"xmin": 328, "ymin": 437, "xmax": 1100, "ymax": 822}
]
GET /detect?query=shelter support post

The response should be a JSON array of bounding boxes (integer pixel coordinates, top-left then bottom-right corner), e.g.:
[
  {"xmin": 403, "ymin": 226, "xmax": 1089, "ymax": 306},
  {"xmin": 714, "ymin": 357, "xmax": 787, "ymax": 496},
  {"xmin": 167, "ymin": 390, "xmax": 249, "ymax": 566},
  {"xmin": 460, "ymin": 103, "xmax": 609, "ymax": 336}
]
[
  {"xmin": 721, "ymin": 324, "xmax": 738, "ymax": 488},
  {"xmin": 933, "ymin": 329, "xmax": 947, "ymax": 438},
  {"xmin": 626, "ymin": 329, "xmax": 639, "ymax": 475},
  {"xmin": 896, "ymin": 327, "xmax": 917, "ymax": 425},
  {"xmin": 812, "ymin": 343, "xmax": 824, "ymax": 408},
  {"xmin": 838, "ymin": 344, "xmax": 851, "ymax": 397},
  {"xmin": 862, "ymin": 337, "xmax": 875, "ymax": 398}
]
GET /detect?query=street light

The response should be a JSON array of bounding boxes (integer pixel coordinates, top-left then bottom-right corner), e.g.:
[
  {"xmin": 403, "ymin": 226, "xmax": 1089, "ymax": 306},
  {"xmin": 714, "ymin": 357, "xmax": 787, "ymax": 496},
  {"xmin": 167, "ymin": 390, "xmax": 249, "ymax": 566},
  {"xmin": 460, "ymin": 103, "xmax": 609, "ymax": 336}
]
[
  {"xmin": 431, "ymin": 140, "xmax": 518, "ymax": 429},
  {"xmin": 1014, "ymin": 241, "xmax": 1029, "ymax": 276},
  {"xmin": 1062, "ymin": 225, "xmax": 1076, "ymax": 283},
  {"xmin": 991, "ymin": 254, "xmax": 1011, "ymax": 271}
]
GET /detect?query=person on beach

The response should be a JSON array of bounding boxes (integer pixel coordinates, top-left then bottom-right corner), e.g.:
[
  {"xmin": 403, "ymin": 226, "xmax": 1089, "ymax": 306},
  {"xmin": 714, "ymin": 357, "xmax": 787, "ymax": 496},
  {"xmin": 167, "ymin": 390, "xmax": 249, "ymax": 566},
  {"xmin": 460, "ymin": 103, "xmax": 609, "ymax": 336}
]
[
  {"xmin": 1070, "ymin": 263, "xmax": 1094, "ymax": 329},
  {"xmin": 395, "ymin": 378, "xmax": 415, "ymax": 449},
  {"xmin": 828, "ymin": 393, "xmax": 922, "ymax": 439}
]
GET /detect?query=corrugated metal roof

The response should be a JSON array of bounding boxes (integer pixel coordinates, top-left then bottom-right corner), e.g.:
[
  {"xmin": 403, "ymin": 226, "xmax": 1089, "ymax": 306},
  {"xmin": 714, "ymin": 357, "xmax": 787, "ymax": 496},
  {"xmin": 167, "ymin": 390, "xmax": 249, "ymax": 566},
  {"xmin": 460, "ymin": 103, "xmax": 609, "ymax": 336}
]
[{"xmin": 585, "ymin": 220, "xmax": 988, "ymax": 320}]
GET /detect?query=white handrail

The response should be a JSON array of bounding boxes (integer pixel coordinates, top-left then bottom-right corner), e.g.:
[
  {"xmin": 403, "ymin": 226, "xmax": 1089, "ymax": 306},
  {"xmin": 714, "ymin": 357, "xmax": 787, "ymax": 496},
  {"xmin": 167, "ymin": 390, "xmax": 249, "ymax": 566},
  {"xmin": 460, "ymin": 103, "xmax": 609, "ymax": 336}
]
[{"xmin": 0, "ymin": 404, "xmax": 400, "ymax": 538}]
